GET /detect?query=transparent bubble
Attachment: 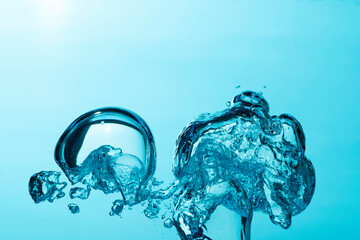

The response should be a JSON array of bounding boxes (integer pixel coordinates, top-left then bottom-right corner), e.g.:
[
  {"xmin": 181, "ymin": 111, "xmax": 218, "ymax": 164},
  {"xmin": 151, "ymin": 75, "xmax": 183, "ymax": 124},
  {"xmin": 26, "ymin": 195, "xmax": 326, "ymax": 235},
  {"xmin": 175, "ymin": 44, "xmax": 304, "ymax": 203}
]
[
  {"xmin": 164, "ymin": 218, "xmax": 174, "ymax": 228},
  {"xmin": 54, "ymin": 107, "xmax": 156, "ymax": 204}
]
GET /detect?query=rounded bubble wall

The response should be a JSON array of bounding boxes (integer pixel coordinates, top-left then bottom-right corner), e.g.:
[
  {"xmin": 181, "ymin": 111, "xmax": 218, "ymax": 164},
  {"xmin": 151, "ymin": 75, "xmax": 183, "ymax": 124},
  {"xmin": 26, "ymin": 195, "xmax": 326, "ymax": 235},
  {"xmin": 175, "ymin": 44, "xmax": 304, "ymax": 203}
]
[{"xmin": 54, "ymin": 107, "xmax": 156, "ymax": 205}]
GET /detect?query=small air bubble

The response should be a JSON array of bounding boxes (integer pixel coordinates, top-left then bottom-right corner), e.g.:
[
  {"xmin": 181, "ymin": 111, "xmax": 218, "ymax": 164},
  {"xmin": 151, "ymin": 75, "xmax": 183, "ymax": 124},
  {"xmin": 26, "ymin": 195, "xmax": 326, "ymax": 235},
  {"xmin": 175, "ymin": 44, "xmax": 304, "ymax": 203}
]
[
  {"xmin": 164, "ymin": 218, "xmax": 173, "ymax": 228},
  {"xmin": 226, "ymin": 101, "xmax": 231, "ymax": 107}
]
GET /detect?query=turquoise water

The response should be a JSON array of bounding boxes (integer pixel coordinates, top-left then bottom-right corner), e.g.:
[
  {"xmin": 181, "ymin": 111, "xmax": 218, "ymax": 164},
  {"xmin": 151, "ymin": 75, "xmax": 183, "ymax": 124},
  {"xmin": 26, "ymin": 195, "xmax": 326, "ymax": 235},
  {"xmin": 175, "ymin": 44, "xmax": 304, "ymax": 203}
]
[{"xmin": 1, "ymin": 0, "xmax": 360, "ymax": 239}]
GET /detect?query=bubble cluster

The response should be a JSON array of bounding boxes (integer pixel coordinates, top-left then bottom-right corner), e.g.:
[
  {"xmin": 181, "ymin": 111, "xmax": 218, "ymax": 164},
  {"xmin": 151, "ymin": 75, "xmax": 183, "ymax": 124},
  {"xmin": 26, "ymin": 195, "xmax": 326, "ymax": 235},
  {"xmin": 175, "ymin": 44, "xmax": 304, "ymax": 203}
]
[
  {"xmin": 171, "ymin": 91, "xmax": 315, "ymax": 239},
  {"xmin": 29, "ymin": 95, "xmax": 315, "ymax": 240}
]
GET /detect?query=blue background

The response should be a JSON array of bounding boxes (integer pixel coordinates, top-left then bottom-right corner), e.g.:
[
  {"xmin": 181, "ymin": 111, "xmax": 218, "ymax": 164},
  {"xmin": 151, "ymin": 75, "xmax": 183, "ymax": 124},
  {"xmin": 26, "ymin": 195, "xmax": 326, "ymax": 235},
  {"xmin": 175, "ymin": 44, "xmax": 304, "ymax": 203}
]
[{"xmin": 0, "ymin": 0, "xmax": 359, "ymax": 239}]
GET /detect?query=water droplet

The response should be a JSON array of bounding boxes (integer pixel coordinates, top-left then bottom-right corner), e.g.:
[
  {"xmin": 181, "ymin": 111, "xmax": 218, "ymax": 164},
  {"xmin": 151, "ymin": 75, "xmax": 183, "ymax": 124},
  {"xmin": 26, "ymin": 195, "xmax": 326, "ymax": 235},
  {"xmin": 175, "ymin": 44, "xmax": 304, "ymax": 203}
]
[
  {"xmin": 29, "ymin": 171, "xmax": 67, "ymax": 203},
  {"xmin": 54, "ymin": 107, "xmax": 156, "ymax": 205},
  {"xmin": 226, "ymin": 101, "xmax": 231, "ymax": 107},
  {"xmin": 68, "ymin": 203, "xmax": 80, "ymax": 214}
]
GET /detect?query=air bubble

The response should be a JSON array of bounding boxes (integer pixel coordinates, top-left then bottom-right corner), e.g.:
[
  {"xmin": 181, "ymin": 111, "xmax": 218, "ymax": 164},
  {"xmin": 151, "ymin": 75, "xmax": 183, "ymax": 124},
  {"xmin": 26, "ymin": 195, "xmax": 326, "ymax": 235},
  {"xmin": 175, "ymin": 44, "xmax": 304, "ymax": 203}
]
[{"xmin": 54, "ymin": 107, "xmax": 156, "ymax": 205}]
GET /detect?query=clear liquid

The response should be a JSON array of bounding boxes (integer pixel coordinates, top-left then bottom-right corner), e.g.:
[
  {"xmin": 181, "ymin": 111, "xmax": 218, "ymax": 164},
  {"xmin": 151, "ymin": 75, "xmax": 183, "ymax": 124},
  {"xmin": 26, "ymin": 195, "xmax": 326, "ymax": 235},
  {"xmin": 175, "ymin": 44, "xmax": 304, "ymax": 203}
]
[{"xmin": 29, "ymin": 92, "xmax": 315, "ymax": 240}]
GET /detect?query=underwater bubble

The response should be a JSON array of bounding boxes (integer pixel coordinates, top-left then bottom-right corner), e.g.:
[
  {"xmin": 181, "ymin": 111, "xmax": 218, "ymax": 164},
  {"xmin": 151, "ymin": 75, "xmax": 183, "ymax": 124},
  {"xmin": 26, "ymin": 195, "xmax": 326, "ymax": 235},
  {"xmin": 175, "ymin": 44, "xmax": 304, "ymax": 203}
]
[
  {"xmin": 226, "ymin": 101, "xmax": 231, "ymax": 107},
  {"xmin": 171, "ymin": 91, "xmax": 315, "ymax": 239},
  {"xmin": 164, "ymin": 218, "xmax": 174, "ymax": 228},
  {"xmin": 69, "ymin": 186, "xmax": 91, "ymax": 200},
  {"xmin": 54, "ymin": 107, "xmax": 156, "ymax": 205},
  {"xmin": 110, "ymin": 199, "xmax": 124, "ymax": 216},
  {"xmin": 29, "ymin": 171, "xmax": 67, "ymax": 204},
  {"xmin": 144, "ymin": 200, "xmax": 161, "ymax": 219},
  {"xmin": 68, "ymin": 203, "xmax": 80, "ymax": 214},
  {"xmin": 28, "ymin": 94, "xmax": 315, "ymax": 240}
]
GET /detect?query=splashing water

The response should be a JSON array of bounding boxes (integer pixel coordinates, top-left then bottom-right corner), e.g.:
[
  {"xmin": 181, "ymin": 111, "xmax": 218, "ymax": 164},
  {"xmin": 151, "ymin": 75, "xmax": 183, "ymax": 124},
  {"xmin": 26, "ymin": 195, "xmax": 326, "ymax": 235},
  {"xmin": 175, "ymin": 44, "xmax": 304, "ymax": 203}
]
[
  {"xmin": 29, "ymin": 171, "xmax": 67, "ymax": 203},
  {"xmin": 169, "ymin": 91, "xmax": 315, "ymax": 239},
  {"xmin": 29, "ymin": 94, "xmax": 315, "ymax": 240}
]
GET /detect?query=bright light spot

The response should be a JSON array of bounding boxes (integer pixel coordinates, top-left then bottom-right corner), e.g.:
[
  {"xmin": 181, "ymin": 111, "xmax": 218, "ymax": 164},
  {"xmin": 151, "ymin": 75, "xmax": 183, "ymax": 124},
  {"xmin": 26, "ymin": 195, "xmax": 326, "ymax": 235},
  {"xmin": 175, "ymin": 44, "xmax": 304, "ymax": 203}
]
[{"xmin": 31, "ymin": 0, "xmax": 72, "ymax": 42}]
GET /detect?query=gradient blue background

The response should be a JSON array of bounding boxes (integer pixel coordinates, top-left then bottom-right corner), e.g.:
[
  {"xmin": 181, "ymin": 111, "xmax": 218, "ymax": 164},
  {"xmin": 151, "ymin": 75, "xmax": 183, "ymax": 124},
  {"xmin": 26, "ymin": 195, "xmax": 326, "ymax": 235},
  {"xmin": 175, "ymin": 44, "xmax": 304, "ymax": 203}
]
[{"xmin": 0, "ymin": 0, "xmax": 359, "ymax": 239}]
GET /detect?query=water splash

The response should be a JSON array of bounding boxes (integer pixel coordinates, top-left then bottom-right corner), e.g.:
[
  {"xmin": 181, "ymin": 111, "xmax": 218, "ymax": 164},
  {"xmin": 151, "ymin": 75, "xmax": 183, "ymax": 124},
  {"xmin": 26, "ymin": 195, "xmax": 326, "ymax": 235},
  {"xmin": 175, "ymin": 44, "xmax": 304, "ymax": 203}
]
[
  {"xmin": 29, "ymin": 96, "xmax": 315, "ymax": 240},
  {"xmin": 29, "ymin": 171, "xmax": 67, "ymax": 203},
  {"xmin": 170, "ymin": 91, "xmax": 315, "ymax": 239}
]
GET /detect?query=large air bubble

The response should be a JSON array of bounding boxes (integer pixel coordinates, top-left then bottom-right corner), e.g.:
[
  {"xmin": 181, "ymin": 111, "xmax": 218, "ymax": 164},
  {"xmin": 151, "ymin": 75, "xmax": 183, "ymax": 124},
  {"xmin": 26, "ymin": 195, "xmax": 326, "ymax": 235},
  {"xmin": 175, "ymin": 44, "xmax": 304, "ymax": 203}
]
[{"xmin": 54, "ymin": 107, "xmax": 156, "ymax": 205}]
